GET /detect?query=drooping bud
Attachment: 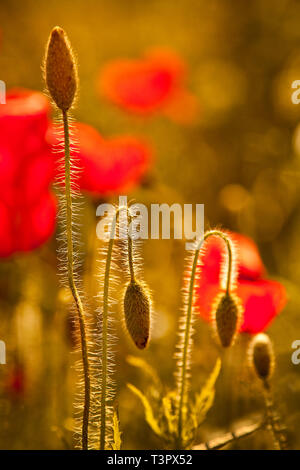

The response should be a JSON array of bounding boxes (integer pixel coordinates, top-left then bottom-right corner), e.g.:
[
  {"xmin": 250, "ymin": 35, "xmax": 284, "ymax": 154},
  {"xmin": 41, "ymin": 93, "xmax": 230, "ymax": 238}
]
[
  {"xmin": 249, "ymin": 333, "xmax": 275, "ymax": 381},
  {"xmin": 212, "ymin": 292, "xmax": 242, "ymax": 348},
  {"xmin": 44, "ymin": 26, "xmax": 77, "ymax": 111},
  {"xmin": 124, "ymin": 280, "xmax": 150, "ymax": 349}
]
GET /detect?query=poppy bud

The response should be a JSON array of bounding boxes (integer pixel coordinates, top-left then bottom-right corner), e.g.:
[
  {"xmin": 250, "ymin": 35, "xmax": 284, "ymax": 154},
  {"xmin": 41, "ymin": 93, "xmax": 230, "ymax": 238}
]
[
  {"xmin": 212, "ymin": 292, "xmax": 242, "ymax": 348},
  {"xmin": 45, "ymin": 26, "xmax": 77, "ymax": 111},
  {"xmin": 124, "ymin": 280, "xmax": 150, "ymax": 349},
  {"xmin": 249, "ymin": 333, "xmax": 274, "ymax": 381}
]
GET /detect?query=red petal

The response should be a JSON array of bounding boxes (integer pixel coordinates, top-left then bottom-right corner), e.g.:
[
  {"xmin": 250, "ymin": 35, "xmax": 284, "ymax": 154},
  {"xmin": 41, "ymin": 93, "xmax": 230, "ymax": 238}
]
[
  {"xmin": 0, "ymin": 88, "xmax": 51, "ymax": 160},
  {"xmin": 51, "ymin": 122, "xmax": 152, "ymax": 196},
  {"xmin": 99, "ymin": 48, "xmax": 186, "ymax": 115},
  {"xmin": 18, "ymin": 192, "xmax": 57, "ymax": 253},
  {"xmin": 21, "ymin": 150, "xmax": 54, "ymax": 207},
  {"xmin": 231, "ymin": 232, "xmax": 265, "ymax": 280},
  {"xmin": 196, "ymin": 278, "xmax": 287, "ymax": 334},
  {"xmin": 0, "ymin": 201, "xmax": 14, "ymax": 257},
  {"xmin": 0, "ymin": 193, "xmax": 57, "ymax": 257},
  {"xmin": 238, "ymin": 279, "xmax": 287, "ymax": 333},
  {"xmin": 0, "ymin": 88, "xmax": 54, "ymax": 208},
  {"xmin": 198, "ymin": 232, "xmax": 265, "ymax": 284},
  {"xmin": 5, "ymin": 366, "xmax": 26, "ymax": 398},
  {"xmin": 0, "ymin": 145, "xmax": 17, "ymax": 207},
  {"xmin": 195, "ymin": 281, "xmax": 220, "ymax": 322}
]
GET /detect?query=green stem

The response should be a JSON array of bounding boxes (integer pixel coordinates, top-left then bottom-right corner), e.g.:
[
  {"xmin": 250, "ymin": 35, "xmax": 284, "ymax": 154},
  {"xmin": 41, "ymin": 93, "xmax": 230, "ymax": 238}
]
[
  {"xmin": 62, "ymin": 110, "xmax": 90, "ymax": 450},
  {"xmin": 99, "ymin": 210, "xmax": 119, "ymax": 450},
  {"xmin": 177, "ymin": 230, "xmax": 233, "ymax": 447}
]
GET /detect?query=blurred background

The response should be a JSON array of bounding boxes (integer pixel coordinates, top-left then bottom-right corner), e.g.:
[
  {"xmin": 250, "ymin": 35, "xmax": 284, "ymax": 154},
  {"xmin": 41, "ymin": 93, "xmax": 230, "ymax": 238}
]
[{"xmin": 0, "ymin": 0, "xmax": 300, "ymax": 450}]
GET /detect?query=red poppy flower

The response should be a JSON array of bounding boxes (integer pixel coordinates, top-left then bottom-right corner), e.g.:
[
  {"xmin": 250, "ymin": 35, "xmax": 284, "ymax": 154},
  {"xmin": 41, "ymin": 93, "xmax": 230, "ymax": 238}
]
[
  {"xmin": 98, "ymin": 48, "xmax": 198, "ymax": 123},
  {"xmin": 0, "ymin": 88, "xmax": 151, "ymax": 258},
  {"xmin": 195, "ymin": 232, "xmax": 287, "ymax": 334},
  {"xmin": 0, "ymin": 88, "xmax": 56, "ymax": 257},
  {"xmin": 4, "ymin": 364, "xmax": 26, "ymax": 400},
  {"xmin": 49, "ymin": 122, "xmax": 152, "ymax": 197}
]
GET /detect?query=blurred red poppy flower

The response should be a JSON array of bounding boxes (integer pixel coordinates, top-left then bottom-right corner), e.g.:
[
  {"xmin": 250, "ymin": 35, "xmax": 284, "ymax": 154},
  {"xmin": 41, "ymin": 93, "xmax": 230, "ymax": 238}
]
[
  {"xmin": 49, "ymin": 122, "xmax": 152, "ymax": 197},
  {"xmin": 0, "ymin": 88, "xmax": 152, "ymax": 257},
  {"xmin": 4, "ymin": 364, "xmax": 26, "ymax": 400},
  {"xmin": 0, "ymin": 88, "xmax": 56, "ymax": 257},
  {"xmin": 98, "ymin": 48, "xmax": 198, "ymax": 123},
  {"xmin": 196, "ymin": 232, "xmax": 287, "ymax": 334}
]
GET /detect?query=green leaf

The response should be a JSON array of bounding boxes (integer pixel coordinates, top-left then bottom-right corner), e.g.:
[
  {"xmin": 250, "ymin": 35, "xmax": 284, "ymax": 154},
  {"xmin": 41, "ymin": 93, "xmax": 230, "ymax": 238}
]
[
  {"xmin": 193, "ymin": 358, "xmax": 221, "ymax": 425},
  {"xmin": 111, "ymin": 408, "xmax": 122, "ymax": 450},
  {"xmin": 126, "ymin": 355, "xmax": 161, "ymax": 386},
  {"xmin": 162, "ymin": 390, "xmax": 177, "ymax": 436},
  {"xmin": 127, "ymin": 383, "xmax": 163, "ymax": 438}
]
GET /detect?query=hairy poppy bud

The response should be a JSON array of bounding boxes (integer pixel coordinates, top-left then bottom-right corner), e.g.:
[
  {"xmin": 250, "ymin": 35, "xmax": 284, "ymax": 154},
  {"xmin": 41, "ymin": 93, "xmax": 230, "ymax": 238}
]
[
  {"xmin": 212, "ymin": 292, "xmax": 242, "ymax": 348},
  {"xmin": 45, "ymin": 26, "xmax": 77, "ymax": 111},
  {"xmin": 249, "ymin": 333, "xmax": 274, "ymax": 381},
  {"xmin": 124, "ymin": 280, "xmax": 150, "ymax": 349}
]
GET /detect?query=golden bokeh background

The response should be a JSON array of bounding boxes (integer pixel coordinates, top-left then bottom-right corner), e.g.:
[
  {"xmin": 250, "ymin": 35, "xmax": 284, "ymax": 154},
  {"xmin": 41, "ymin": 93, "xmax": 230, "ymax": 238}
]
[{"xmin": 0, "ymin": 0, "xmax": 300, "ymax": 449}]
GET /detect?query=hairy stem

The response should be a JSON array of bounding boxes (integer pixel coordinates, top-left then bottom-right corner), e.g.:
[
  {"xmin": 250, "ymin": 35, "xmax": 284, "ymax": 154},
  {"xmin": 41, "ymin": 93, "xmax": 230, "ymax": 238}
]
[
  {"xmin": 127, "ymin": 212, "xmax": 135, "ymax": 282},
  {"xmin": 62, "ymin": 110, "xmax": 90, "ymax": 450},
  {"xmin": 263, "ymin": 381, "xmax": 287, "ymax": 450},
  {"xmin": 99, "ymin": 210, "xmax": 119, "ymax": 450},
  {"xmin": 194, "ymin": 420, "xmax": 264, "ymax": 450},
  {"xmin": 177, "ymin": 230, "xmax": 233, "ymax": 446}
]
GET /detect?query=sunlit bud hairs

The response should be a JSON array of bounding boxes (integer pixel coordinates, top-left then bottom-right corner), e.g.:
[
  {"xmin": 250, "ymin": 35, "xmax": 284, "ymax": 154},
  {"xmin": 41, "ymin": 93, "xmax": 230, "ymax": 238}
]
[
  {"xmin": 122, "ymin": 208, "xmax": 151, "ymax": 350},
  {"xmin": 248, "ymin": 333, "xmax": 275, "ymax": 382},
  {"xmin": 44, "ymin": 26, "xmax": 77, "ymax": 112},
  {"xmin": 206, "ymin": 230, "xmax": 243, "ymax": 348},
  {"xmin": 124, "ymin": 280, "xmax": 150, "ymax": 349},
  {"xmin": 212, "ymin": 292, "xmax": 242, "ymax": 348}
]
